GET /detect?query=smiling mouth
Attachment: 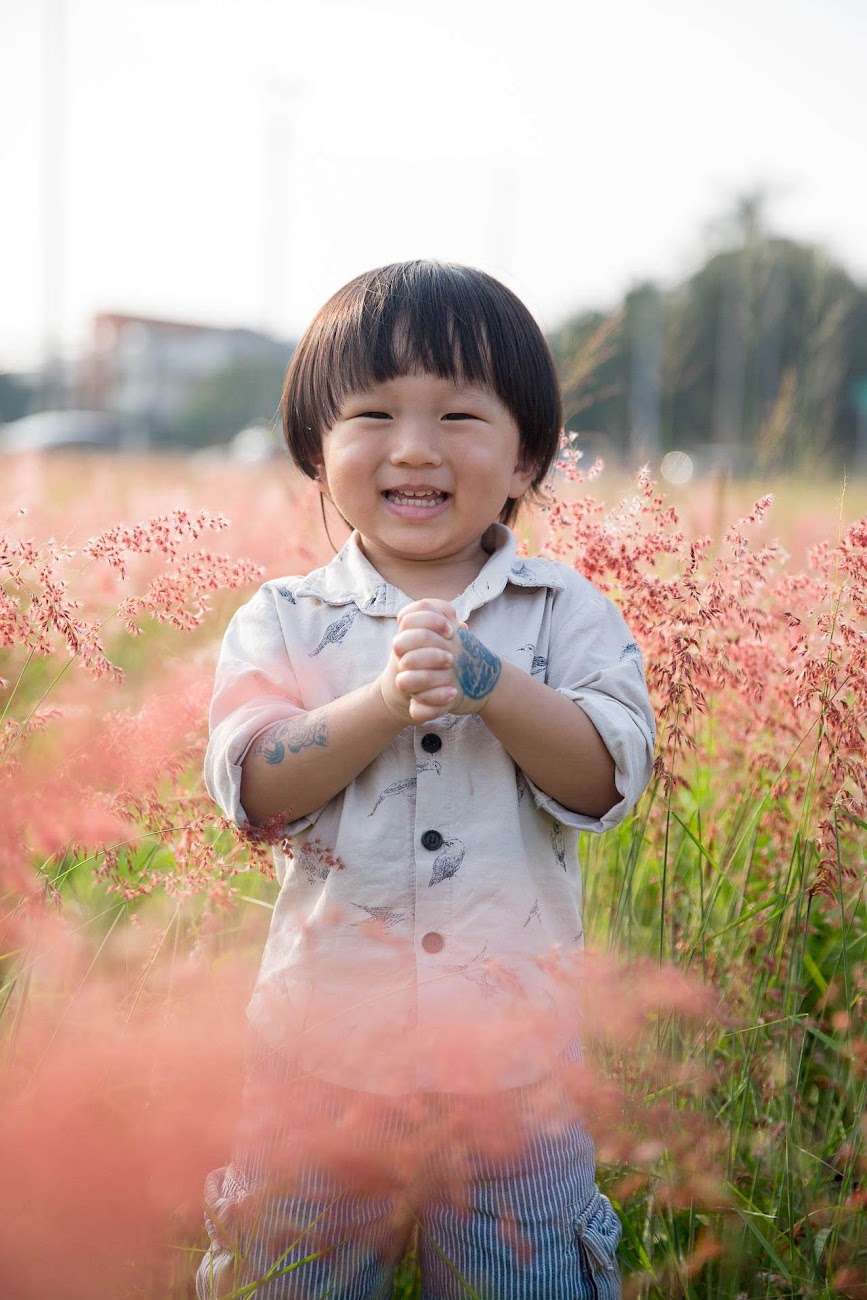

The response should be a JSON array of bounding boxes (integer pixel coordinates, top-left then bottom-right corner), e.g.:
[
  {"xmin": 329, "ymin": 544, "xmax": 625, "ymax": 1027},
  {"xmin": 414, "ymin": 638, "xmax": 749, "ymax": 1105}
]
[{"xmin": 383, "ymin": 489, "xmax": 450, "ymax": 508}]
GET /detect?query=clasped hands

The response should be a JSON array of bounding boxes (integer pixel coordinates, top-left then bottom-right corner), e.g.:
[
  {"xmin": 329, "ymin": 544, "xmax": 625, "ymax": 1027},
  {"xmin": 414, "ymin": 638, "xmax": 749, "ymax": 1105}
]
[{"xmin": 378, "ymin": 598, "xmax": 503, "ymax": 726}]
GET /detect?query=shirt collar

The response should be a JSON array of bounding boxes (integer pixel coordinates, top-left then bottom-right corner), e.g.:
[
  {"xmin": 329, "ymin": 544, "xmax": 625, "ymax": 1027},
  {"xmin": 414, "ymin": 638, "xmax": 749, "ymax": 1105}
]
[{"xmin": 294, "ymin": 524, "xmax": 564, "ymax": 619}]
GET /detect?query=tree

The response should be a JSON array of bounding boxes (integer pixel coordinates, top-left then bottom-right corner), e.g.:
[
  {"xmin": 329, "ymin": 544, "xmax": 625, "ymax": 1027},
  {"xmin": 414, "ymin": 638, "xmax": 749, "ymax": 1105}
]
[
  {"xmin": 547, "ymin": 198, "xmax": 867, "ymax": 474},
  {"xmin": 163, "ymin": 355, "xmax": 289, "ymax": 449},
  {"xmin": 0, "ymin": 372, "xmax": 34, "ymax": 425}
]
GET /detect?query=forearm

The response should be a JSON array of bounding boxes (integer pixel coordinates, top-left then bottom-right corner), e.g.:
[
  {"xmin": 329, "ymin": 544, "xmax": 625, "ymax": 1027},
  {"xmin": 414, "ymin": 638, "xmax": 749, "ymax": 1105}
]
[
  {"xmin": 480, "ymin": 661, "xmax": 618, "ymax": 818},
  {"xmin": 239, "ymin": 681, "xmax": 405, "ymax": 825}
]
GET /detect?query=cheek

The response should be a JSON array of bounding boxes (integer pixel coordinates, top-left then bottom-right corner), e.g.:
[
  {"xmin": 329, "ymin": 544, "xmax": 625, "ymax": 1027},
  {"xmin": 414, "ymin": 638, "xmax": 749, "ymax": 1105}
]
[
  {"xmin": 465, "ymin": 446, "xmax": 521, "ymax": 484},
  {"xmin": 322, "ymin": 450, "xmax": 376, "ymax": 500},
  {"xmin": 323, "ymin": 434, "xmax": 377, "ymax": 474}
]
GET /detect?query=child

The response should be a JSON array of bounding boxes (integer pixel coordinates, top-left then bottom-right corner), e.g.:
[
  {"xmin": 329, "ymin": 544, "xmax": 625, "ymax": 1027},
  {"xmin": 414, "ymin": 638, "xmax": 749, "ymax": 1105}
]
[{"xmin": 198, "ymin": 261, "xmax": 655, "ymax": 1299}]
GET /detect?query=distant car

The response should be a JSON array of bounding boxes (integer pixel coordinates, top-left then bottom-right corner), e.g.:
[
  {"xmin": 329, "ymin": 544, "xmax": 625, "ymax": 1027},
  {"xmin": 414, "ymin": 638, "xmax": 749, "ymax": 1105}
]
[{"xmin": 0, "ymin": 410, "xmax": 121, "ymax": 453}]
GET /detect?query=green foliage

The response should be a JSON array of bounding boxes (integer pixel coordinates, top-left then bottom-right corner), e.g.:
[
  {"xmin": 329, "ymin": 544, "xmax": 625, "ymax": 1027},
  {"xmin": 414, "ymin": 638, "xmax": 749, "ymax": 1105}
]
[
  {"xmin": 579, "ymin": 797, "xmax": 866, "ymax": 1299},
  {"xmin": 0, "ymin": 371, "xmax": 33, "ymax": 424},
  {"xmin": 548, "ymin": 199, "xmax": 867, "ymax": 475},
  {"xmin": 163, "ymin": 355, "xmax": 288, "ymax": 449}
]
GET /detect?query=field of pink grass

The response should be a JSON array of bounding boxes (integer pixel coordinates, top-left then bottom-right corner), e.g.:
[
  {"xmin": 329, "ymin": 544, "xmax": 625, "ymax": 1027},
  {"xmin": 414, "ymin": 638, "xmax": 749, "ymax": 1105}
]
[{"xmin": 1, "ymin": 451, "xmax": 865, "ymax": 1299}]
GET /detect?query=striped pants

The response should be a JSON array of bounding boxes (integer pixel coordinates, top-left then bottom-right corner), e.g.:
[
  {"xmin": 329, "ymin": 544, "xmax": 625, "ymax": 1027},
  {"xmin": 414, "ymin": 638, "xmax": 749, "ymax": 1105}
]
[{"xmin": 196, "ymin": 1040, "xmax": 621, "ymax": 1300}]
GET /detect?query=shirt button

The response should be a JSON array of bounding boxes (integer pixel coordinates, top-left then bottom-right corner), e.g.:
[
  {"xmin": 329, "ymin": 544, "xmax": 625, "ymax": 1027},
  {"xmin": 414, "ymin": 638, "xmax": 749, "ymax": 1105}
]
[
  {"xmin": 421, "ymin": 931, "xmax": 444, "ymax": 954},
  {"xmin": 421, "ymin": 733, "xmax": 442, "ymax": 753},
  {"xmin": 421, "ymin": 829, "xmax": 444, "ymax": 851}
]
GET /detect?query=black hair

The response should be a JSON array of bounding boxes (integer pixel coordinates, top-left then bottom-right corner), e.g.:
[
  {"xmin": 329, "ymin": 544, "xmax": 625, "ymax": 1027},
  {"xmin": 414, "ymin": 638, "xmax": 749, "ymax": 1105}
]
[{"xmin": 281, "ymin": 260, "xmax": 562, "ymax": 526}]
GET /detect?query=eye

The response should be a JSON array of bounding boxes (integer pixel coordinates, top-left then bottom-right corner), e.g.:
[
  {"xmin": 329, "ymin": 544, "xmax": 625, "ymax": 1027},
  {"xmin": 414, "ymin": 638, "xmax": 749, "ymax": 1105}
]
[
  {"xmin": 442, "ymin": 412, "xmax": 478, "ymax": 422},
  {"xmin": 356, "ymin": 410, "xmax": 391, "ymax": 420}
]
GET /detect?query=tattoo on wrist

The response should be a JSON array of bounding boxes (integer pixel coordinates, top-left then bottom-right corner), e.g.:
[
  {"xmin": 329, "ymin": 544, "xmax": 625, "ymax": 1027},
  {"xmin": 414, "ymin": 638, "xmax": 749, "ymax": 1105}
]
[
  {"xmin": 455, "ymin": 627, "xmax": 501, "ymax": 701},
  {"xmin": 254, "ymin": 715, "xmax": 328, "ymax": 765}
]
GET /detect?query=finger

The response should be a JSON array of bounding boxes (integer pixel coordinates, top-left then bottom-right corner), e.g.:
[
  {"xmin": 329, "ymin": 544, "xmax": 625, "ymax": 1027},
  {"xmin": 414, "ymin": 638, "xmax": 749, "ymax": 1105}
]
[
  {"xmin": 392, "ymin": 628, "xmax": 454, "ymax": 658},
  {"xmin": 411, "ymin": 685, "xmax": 459, "ymax": 707},
  {"xmin": 395, "ymin": 609, "xmax": 455, "ymax": 638},
  {"xmin": 395, "ymin": 669, "xmax": 455, "ymax": 696},
  {"xmin": 409, "ymin": 691, "xmax": 458, "ymax": 722},
  {"xmin": 394, "ymin": 646, "xmax": 455, "ymax": 672}
]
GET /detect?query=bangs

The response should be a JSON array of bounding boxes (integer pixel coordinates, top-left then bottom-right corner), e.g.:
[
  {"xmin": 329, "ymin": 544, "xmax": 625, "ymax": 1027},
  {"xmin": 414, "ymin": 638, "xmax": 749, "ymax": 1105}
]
[{"xmin": 298, "ymin": 265, "xmax": 508, "ymax": 435}]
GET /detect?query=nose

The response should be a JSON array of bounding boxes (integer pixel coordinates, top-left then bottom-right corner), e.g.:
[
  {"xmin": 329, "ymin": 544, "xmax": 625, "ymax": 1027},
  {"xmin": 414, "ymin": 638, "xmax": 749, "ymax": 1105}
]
[{"xmin": 388, "ymin": 418, "xmax": 442, "ymax": 467}]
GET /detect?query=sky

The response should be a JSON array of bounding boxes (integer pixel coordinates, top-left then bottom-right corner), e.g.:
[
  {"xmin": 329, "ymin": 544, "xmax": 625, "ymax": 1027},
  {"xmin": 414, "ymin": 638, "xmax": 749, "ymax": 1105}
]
[{"xmin": 2, "ymin": 0, "xmax": 866, "ymax": 370}]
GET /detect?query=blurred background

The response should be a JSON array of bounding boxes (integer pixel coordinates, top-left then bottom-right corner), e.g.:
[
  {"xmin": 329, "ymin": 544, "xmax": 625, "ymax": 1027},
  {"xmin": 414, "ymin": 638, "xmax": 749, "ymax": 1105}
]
[{"xmin": 2, "ymin": 0, "xmax": 867, "ymax": 482}]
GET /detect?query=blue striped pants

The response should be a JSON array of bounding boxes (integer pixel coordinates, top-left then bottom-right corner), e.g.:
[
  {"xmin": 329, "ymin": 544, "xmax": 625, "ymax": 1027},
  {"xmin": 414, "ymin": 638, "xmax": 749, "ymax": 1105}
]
[{"xmin": 196, "ymin": 1040, "xmax": 621, "ymax": 1300}]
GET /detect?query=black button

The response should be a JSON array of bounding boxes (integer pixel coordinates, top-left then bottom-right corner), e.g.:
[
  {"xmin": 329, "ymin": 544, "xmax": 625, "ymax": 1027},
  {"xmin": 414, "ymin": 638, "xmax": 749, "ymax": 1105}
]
[
  {"xmin": 421, "ymin": 733, "xmax": 442, "ymax": 754},
  {"xmin": 421, "ymin": 829, "xmax": 443, "ymax": 851},
  {"xmin": 421, "ymin": 931, "xmax": 444, "ymax": 954}
]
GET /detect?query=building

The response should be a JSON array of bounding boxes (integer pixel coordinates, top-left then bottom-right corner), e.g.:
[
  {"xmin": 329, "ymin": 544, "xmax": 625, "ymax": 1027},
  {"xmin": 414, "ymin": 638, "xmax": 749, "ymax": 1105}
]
[{"xmin": 76, "ymin": 312, "xmax": 291, "ymax": 448}]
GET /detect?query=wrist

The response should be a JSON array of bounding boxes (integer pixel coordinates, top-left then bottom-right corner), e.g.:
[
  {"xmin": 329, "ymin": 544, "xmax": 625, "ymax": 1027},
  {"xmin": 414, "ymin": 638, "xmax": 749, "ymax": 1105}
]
[
  {"xmin": 374, "ymin": 674, "xmax": 412, "ymax": 730},
  {"xmin": 453, "ymin": 626, "xmax": 502, "ymax": 714},
  {"xmin": 473, "ymin": 656, "xmax": 514, "ymax": 723}
]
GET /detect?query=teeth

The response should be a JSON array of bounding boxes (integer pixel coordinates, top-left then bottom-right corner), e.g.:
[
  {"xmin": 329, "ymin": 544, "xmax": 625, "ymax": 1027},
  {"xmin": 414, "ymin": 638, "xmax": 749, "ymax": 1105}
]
[{"xmin": 386, "ymin": 490, "xmax": 447, "ymax": 508}]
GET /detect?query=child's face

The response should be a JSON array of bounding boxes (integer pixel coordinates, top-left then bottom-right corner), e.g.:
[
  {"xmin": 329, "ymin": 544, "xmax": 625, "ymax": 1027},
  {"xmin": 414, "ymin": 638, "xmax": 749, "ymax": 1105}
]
[{"xmin": 314, "ymin": 372, "xmax": 535, "ymax": 574}]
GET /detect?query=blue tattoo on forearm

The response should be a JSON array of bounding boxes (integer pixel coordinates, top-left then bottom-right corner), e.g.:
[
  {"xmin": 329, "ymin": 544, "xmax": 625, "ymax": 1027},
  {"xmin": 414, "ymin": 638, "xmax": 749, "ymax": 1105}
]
[
  {"xmin": 455, "ymin": 627, "xmax": 501, "ymax": 700},
  {"xmin": 255, "ymin": 715, "xmax": 328, "ymax": 765}
]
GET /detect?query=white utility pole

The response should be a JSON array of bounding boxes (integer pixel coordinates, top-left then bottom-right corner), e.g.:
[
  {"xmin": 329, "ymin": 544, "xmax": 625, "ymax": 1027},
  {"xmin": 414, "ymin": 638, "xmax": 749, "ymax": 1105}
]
[
  {"xmin": 259, "ymin": 79, "xmax": 301, "ymax": 338},
  {"xmin": 42, "ymin": 0, "xmax": 66, "ymax": 408}
]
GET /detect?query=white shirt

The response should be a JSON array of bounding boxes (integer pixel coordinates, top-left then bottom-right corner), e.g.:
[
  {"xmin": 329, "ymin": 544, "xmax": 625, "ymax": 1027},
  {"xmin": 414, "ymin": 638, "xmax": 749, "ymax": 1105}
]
[{"xmin": 206, "ymin": 524, "xmax": 656, "ymax": 1093}]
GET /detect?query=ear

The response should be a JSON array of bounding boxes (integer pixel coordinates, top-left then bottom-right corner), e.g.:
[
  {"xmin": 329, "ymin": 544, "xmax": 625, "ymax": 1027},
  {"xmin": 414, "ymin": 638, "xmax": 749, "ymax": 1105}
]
[
  {"xmin": 310, "ymin": 456, "xmax": 330, "ymax": 494},
  {"xmin": 507, "ymin": 455, "xmax": 537, "ymax": 501}
]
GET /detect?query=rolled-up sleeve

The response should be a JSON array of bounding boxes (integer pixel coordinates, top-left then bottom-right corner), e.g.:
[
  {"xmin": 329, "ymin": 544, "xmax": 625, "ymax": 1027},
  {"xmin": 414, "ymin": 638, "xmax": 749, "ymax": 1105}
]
[
  {"xmin": 525, "ymin": 590, "xmax": 656, "ymax": 834},
  {"xmin": 204, "ymin": 584, "xmax": 322, "ymax": 834}
]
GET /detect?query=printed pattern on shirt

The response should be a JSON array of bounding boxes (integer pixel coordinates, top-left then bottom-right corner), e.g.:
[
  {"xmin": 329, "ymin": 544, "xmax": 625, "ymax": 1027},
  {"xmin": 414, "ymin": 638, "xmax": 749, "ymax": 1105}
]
[
  {"xmin": 434, "ymin": 714, "xmax": 464, "ymax": 731},
  {"xmin": 523, "ymin": 898, "xmax": 542, "ymax": 927},
  {"xmin": 351, "ymin": 903, "xmax": 412, "ymax": 931},
  {"xmin": 310, "ymin": 606, "xmax": 359, "ymax": 656},
  {"xmin": 293, "ymin": 837, "xmax": 345, "ymax": 884},
  {"xmin": 440, "ymin": 943, "xmax": 502, "ymax": 999},
  {"xmin": 369, "ymin": 777, "xmax": 417, "ymax": 818},
  {"xmin": 429, "ymin": 837, "xmax": 465, "ymax": 886},
  {"xmin": 362, "ymin": 583, "xmax": 388, "ymax": 611},
  {"xmin": 518, "ymin": 642, "xmax": 548, "ymax": 677},
  {"xmin": 550, "ymin": 821, "xmax": 567, "ymax": 871}
]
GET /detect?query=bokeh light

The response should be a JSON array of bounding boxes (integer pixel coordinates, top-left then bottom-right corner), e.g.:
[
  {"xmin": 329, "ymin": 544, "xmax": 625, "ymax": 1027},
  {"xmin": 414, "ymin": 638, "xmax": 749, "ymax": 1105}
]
[{"xmin": 660, "ymin": 450, "xmax": 694, "ymax": 485}]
